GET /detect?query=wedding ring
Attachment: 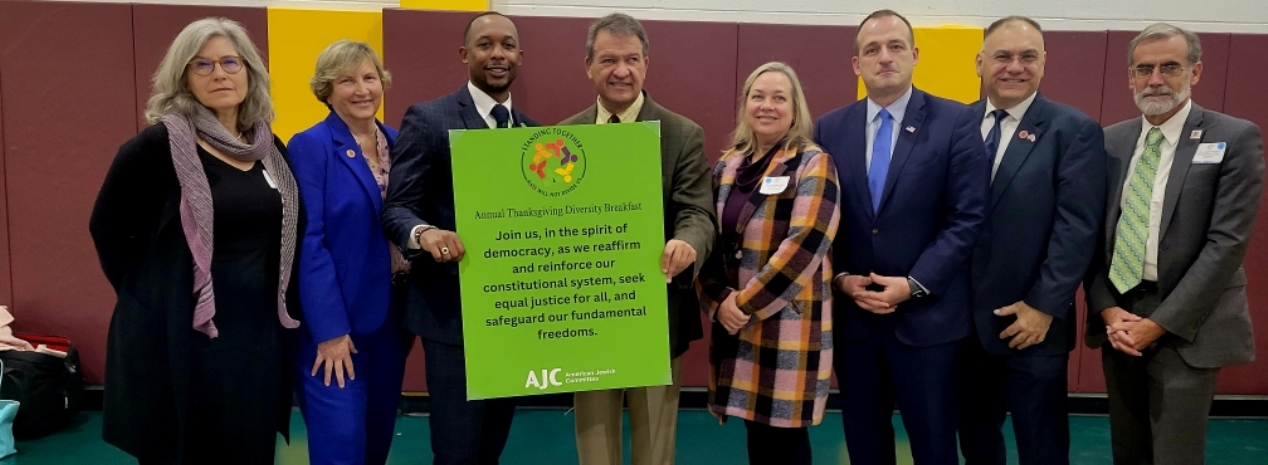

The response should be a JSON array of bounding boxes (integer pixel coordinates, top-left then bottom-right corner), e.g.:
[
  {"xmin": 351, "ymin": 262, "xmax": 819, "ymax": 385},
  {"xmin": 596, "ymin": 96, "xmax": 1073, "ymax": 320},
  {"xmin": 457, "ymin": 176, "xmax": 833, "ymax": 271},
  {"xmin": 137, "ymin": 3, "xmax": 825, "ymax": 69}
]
[{"xmin": 441, "ymin": 247, "xmax": 451, "ymax": 255}]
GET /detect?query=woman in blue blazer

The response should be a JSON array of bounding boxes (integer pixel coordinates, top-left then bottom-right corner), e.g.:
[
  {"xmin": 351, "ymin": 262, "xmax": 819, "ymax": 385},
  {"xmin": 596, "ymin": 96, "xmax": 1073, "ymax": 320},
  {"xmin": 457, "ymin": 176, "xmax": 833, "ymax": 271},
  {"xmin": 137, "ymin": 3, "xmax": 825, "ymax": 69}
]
[{"xmin": 288, "ymin": 40, "xmax": 409, "ymax": 465}]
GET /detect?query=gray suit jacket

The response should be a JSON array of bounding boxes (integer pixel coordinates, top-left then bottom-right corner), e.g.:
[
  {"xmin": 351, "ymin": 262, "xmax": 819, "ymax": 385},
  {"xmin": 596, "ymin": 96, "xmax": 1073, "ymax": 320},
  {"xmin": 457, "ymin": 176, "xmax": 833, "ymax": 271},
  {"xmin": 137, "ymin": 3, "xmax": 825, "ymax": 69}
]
[
  {"xmin": 1085, "ymin": 103, "xmax": 1264, "ymax": 368},
  {"xmin": 560, "ymin": 92, "xmax": 716, "ymax": 358}
]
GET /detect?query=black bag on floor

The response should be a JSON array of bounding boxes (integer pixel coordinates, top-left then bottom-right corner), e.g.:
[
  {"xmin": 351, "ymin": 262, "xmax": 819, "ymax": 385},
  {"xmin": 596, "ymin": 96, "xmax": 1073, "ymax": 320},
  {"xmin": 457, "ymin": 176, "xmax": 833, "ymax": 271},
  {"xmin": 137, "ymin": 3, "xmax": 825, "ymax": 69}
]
[{"xmin": 0, "ymin": 334, "xmax": 83, "ymax": 439}]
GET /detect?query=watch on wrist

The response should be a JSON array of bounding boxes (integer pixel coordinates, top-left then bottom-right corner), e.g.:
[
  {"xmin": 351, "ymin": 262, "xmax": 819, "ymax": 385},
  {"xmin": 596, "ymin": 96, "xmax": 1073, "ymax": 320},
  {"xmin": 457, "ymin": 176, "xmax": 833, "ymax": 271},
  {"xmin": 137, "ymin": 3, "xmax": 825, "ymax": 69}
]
[{"xmin": 908, "ymin": 277, "xmax": 927, "ymax": 299}]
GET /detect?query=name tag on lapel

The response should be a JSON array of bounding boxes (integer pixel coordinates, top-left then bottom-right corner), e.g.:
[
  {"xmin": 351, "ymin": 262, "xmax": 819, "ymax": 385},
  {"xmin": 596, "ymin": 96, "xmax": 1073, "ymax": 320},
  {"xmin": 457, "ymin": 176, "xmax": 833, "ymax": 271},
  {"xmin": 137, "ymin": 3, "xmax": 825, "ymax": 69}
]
[
  {"xmin": 759, "ymin": 176, "xmax": 790, "ymax": 194},
  {"xmin": 1192, "ymin": 142, "xmax": 1227, "ymax": 164}
]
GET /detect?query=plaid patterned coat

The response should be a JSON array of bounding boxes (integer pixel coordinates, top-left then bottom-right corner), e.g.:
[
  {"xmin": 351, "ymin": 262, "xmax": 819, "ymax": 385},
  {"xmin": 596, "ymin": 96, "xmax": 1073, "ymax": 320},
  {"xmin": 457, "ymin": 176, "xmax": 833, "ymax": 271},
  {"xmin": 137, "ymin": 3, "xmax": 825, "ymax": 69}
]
[{"xmin": 697, "ymin": 143, "xmax": 840, "ymax": 427}]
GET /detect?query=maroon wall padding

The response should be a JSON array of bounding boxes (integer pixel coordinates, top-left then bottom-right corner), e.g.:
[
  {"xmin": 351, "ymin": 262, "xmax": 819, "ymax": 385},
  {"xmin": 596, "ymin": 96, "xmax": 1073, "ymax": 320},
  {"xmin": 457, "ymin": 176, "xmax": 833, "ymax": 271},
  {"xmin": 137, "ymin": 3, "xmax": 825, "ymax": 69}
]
[
  {"xmin": 505, "ymin": 15, "xmax": 594, "ymax": 125},
  {"xmin": 1038, "ymin": 32, "xmax": 1111, "ymax": 393},
  {"xmin": 383, "ymin": 8, "xmax": 479, "ymax": 131},
  {"xmin": 1039, "ymin": 31, "xmax": 1108, "ymax": 121},
  {"xmin": 1038, "ymin": 33, "xmax": 1112, "ymax": 393},
  {"xmin": 132, "ymin": 4, "xmax": 270, "ymax": 130},
  {"xmin": 381, "ymin": 8, "xmax": 509, "ymax": 391},
  {"xmin": 1214, "ymin": 33, "xmax": 1268, "ymax": 395},
  {"xmin": 736, "ymin": 24, "xmax": 858, "ymax": 123},
  {"xmin": 0, "ymin": 71, "xmax": 11, "ymax": 307},
  {"xmin": 1099, "ymin": 31, "xmax": 1230, "ymax": 126},
  {"xmin": 2, "ymin": 3, "xmax": 1264, "ymax": 395},
  {"xmin": 0, "ymin": 0, "xmax": 138, "ymax": 384},
  {"xmin": 732, "ymin": 23, "xmax": 856, "ymax": 389}
]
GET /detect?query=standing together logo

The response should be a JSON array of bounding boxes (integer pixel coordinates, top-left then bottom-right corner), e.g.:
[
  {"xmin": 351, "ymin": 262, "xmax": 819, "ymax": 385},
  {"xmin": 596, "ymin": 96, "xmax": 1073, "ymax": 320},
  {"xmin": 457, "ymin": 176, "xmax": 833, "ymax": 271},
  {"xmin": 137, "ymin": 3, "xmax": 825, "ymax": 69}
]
[{"xmin": 521, "ymin": 127, "xmax": 587, "ymax": 197}]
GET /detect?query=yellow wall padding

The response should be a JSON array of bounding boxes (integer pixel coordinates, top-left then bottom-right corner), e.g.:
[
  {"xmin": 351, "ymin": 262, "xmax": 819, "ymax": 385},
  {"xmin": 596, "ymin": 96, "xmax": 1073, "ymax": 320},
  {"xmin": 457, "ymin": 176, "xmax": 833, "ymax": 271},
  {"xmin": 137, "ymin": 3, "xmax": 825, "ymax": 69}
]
[
  {"xmin": 267, "ymin": 8, "xmax": 385, "ymax": 140},
  {"xmin": 857, "ymin": 25, "xmax": 984, "ymax": 104},
  {"xmin": 400, "ymin": 0, "xmax": 488, "ymax": 11}
]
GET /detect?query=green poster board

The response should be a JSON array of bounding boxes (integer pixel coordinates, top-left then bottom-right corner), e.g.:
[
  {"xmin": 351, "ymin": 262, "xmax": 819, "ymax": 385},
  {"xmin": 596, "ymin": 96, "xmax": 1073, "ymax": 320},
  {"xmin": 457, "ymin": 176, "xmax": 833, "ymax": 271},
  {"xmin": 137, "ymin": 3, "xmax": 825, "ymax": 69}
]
[{"xmin": 449, "ymin": 122, "xmax": 671, "ymax": 400}]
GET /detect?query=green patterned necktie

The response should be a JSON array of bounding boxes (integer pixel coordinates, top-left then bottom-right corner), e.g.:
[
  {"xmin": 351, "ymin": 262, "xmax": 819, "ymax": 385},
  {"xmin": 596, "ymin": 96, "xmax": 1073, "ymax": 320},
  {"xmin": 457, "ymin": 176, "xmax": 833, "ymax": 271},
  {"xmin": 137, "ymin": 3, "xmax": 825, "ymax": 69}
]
[{"xmin": 1110, "ymin": 127, "xmax": 1165, "ymax": 293}]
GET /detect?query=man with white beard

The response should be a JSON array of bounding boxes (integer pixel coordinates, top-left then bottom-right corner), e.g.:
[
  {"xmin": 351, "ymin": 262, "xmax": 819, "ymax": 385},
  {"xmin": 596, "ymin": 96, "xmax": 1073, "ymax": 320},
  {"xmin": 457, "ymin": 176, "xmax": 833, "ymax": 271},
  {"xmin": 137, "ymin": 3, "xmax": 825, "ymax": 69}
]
[{"xmin": 1084, "ymin": 23, "xmax": 1264, "ymax": 465}]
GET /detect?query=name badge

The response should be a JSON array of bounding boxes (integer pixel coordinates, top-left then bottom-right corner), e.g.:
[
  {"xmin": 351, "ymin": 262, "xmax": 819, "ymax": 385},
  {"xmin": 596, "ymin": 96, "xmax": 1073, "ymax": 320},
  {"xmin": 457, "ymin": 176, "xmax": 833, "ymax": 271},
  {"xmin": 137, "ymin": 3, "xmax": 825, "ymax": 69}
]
[
  {"xmin": 759, "ymin": 176, "xmax": 790, "ymax": 194},
  {"xmin": 1192, "ymin": 142, "xmax": 1227, "ymax": 164},
  {"xmin": 263, "ymin": 169, "xmax": 278, "ymax": 189}
]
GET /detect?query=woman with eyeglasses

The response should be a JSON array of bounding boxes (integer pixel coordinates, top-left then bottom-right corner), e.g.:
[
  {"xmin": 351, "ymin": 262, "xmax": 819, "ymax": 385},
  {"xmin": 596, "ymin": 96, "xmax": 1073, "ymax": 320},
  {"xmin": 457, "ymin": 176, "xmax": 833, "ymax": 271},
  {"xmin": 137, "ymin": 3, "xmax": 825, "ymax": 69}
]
[
  {"xmin": 90, "ymin": 17, "xmax": 303, "ymax": 464},
  {"xmin": 286, "ymin": 40, "xmax": 409, "ymax": 465}
]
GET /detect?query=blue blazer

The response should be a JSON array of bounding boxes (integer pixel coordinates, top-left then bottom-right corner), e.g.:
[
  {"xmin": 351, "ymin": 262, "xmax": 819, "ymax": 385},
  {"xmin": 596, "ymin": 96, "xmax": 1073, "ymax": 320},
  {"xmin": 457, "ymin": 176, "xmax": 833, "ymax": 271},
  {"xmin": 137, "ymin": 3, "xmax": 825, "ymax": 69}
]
[
  {"xmin": 814, "ymin": 87, "xmax": 991, "ymax": 347},
  {"xmin": 968, "ymin": 93, "xmax": 1107, "ymax": 356},
  {"xmin": 382, "ymin": 85, "xmax": 540, "ymax": 345},
  {"xmin": 289, "ymin": 112, "xmax": 400, "ymax": 343}
]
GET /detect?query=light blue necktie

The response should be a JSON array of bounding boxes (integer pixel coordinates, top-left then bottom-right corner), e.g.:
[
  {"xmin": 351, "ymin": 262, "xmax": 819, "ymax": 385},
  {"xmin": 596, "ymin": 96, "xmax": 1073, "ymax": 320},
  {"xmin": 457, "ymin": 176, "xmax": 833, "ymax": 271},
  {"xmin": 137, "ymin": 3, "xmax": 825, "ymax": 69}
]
[{"xmin": 869, "ymin": 108, "xmax": 893, "ymax": 213}]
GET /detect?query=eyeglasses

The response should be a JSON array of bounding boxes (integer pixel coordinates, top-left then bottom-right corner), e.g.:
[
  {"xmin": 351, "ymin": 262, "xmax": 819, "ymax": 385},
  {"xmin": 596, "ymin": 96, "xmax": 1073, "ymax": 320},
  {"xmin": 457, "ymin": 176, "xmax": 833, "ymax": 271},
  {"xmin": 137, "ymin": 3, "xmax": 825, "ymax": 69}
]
[
  {"xmin": 1131, "ymin": 62, "xmax": 1185, "ymax": 79},
  {"xmin": 992, "ymin": 52, "xmax": 1041, "ymax": 65},
  {"xmin": 188, "ymin": 57, "xmax": 244, "ymax": 76}
]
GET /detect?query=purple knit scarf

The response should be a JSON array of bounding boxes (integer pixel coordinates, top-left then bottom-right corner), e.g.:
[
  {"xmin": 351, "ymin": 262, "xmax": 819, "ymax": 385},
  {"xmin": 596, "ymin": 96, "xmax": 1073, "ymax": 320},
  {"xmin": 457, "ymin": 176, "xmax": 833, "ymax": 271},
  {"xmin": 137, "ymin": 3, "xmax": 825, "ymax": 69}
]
[{"xmin": 161, "ymin": 106, "xmax": 300, "ymax": 338}]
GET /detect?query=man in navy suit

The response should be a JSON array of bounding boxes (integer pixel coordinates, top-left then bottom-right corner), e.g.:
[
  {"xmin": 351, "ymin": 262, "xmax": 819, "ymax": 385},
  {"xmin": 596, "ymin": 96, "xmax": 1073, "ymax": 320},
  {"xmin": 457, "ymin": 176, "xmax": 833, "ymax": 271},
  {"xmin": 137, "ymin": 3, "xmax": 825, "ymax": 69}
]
[
  {"xmin": 957, "ymin": 16, "xmax": 1106, "ymax": 465},
  {"xmin": 813, "ymin": 9, "xmax": 991, "ymax": 465},
  {"xmin": 382, "ymin": 12, "xmax": 540, "ymax": 465}
]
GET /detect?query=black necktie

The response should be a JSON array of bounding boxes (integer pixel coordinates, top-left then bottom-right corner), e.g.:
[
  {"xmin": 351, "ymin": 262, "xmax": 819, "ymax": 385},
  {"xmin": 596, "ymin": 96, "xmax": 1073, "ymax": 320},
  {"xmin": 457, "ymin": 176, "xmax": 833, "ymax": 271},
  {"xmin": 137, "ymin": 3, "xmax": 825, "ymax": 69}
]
[
  {"xmin": 608, "ymin": 114, "xmax": 620, "ymax": 124},
  {"xmin": 984, "ymin": 108, "xmax": 1008, "ymax": 160},
  {"xmin": 491, "ymin": 104, "xmax": 510, "ymax": 128}
]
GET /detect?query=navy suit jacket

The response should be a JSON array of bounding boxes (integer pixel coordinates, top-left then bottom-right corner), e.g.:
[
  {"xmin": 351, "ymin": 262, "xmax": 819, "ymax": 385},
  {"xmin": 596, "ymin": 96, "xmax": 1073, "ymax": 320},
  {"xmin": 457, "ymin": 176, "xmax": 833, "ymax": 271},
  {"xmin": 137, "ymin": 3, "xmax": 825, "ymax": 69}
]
[
  {"xmin": 814, "ymin": 87, "xmax": 991, "ymax": 347},
  {"xmin": 968, "ymin": 93, "xmax": 1107, "ymax": 357},
  {"xmin": 382, "ymin": 86, "xmax": 540, "ymax": 344},
  {"xmin": 289, "ymin": 112, "xmax": 400, "ymax": 343}
]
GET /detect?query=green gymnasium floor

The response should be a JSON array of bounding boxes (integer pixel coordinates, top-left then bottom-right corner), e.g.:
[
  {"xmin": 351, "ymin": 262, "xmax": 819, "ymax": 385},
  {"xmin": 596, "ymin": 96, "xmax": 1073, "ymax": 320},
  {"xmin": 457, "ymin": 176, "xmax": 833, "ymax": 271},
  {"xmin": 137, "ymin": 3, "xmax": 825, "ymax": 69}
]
[{"xmin": 7, "ymin": 409, "xmax": 1267, "ymax": 464}]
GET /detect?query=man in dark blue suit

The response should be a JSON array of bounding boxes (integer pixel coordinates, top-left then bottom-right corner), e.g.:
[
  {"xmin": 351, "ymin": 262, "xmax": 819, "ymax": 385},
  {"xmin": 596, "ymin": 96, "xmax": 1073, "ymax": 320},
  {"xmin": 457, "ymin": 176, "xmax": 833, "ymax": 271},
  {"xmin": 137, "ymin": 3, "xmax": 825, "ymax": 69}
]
[
  {"xmin": 957, "ymin": 17, "xmax": 1106, "ymax": 465},
  {"xmin": 381, "ymin": 12, "xmax": 540, "ymax": 465},
  {"xmin": 813, "ymin": 9, "xmax": 991, "ymax": 465}
]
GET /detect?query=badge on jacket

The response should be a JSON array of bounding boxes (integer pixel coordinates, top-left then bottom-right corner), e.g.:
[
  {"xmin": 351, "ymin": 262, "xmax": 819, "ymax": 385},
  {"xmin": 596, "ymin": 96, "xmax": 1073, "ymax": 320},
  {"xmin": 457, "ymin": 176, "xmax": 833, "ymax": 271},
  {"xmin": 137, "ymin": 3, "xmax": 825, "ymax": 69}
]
[{"xmin": 759, "ymin": 176, "xmax": 790, "ymax": 194}]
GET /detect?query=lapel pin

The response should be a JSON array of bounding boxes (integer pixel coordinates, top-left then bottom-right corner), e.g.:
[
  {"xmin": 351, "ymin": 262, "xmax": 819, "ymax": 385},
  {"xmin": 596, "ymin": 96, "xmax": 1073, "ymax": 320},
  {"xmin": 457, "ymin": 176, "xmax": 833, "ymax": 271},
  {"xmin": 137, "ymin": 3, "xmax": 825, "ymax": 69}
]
[
  {"xmin": 1190, "ymin": 129, "xmax": 1203, "ymax": 140},
  {"xmin": 1018, "ymin": 130, "xmax": 1029, "ymax": 139},
  {"xmin": 905, "ymin": 126, "xmax": 915, "ymax": 133},
  {"xmin": 1028, "ymin": 134, "xmax": 1036, "ymax": 142},
  {"xmin": 346, "ymin": 149, "xmax": 356, "ymax": 158}
]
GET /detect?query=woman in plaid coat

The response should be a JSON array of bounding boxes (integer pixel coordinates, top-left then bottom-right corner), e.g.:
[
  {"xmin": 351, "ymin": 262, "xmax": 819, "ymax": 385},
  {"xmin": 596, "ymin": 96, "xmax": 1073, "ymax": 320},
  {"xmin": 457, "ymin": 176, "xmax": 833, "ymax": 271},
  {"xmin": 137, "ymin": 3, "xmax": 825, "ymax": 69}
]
[{"xmin": 697, "ymin": 61, "xmax": 840, "ymax": 465}]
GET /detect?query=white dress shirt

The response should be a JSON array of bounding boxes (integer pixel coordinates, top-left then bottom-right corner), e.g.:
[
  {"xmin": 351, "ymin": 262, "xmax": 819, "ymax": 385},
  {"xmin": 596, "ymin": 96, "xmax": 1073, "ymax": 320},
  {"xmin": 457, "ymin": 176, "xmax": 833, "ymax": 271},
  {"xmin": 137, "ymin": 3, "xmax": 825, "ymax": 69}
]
[
  {"xmin": 467, "ymin": 81, "xmax": 515, "ymax": 129},
  {"xmin": 864, "ymin": 86, "xmax": 913, "ymax": 171},
  {"xmin": 407, "ymin": 83, "xmax": 517, "ymax": 249},
  {"xmin": 981, "ymin": 91, "xmax": 1037, "ymax": 180},
  {"xmin": 1120, "ymin": 99, "xmax": 1193, "ymax": 282}
]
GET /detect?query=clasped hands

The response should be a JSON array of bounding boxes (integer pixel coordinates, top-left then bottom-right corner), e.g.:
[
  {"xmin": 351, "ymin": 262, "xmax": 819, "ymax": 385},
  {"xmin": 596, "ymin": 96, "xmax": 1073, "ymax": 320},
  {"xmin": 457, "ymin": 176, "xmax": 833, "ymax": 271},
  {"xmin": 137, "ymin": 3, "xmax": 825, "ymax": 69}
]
[
  {"xmin": 834, "ymin": 273, "xmax": 910, "ymax": 314},
  {"xmin": 1101, "ymin": 306, "xmax": 1166, "ymax": 356}
]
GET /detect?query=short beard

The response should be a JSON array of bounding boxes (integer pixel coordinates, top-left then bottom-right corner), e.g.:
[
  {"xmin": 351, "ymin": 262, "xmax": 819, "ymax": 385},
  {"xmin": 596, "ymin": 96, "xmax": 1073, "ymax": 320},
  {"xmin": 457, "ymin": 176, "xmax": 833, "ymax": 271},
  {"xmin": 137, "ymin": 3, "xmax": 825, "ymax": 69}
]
[{"xmin": 1134, "ymin": 80, "xmax": 1191, "ymax": 116}]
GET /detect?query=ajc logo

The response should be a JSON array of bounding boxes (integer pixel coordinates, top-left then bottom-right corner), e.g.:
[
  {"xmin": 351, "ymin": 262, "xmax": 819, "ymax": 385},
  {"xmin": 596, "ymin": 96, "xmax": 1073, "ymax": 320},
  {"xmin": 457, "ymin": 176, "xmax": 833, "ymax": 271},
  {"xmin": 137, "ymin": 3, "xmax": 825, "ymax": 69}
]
[
  {"xmin": 521, "ymin": 128, "xmax": 587, "ymax": 197},
  {"xmin": 525, "ymin": 368, "xmax": 563, "ymax": 390}
]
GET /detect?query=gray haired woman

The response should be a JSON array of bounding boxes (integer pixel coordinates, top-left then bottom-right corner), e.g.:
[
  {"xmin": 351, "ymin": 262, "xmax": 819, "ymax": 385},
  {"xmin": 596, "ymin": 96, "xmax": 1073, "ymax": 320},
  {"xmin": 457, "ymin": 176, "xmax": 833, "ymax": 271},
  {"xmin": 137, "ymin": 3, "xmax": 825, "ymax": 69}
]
[{"xmin": 89, "ymin": 17, "xmax": 303, "ymax": 465}]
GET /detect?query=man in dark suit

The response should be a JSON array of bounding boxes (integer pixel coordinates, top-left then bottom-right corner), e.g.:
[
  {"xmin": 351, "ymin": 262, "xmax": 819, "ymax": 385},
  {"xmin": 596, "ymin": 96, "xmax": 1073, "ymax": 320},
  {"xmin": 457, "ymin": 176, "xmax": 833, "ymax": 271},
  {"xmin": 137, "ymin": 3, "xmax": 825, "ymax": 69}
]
[
  {"xmin": 557, "ymin": 13, "xmax": 715, "ymax": 465},
  {"xmin": 381, "ymin": 12, "xmax": 540, "ymax": 465},
  {"xmin": 813, "ymin": 9, "xmax": 991, "ymax": 465},
  {"xmin": 957, "ymin": 16, "xmax": 1107, "ymax": 465},
  {"xmin": 1085, "ymin": 23, "xmax": 1263, "ymax": 465}
]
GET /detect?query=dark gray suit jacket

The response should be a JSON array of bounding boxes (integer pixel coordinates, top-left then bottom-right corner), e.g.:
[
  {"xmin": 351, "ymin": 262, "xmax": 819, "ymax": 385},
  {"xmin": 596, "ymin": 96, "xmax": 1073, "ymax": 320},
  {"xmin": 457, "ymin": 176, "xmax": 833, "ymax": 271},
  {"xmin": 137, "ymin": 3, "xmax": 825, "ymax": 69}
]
[
  {"xmin": 560, "ymin": 92, "xmax": 716, "ymax": 358},
  {"xmin": 1085, "ymin": 103, "xmax": 1264, "ymax": 368}
]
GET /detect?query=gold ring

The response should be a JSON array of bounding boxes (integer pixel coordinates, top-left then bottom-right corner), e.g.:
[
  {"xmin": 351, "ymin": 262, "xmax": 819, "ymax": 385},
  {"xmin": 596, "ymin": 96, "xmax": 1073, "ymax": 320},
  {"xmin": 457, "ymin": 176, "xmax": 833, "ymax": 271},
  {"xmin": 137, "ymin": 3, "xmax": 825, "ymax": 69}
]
[{"xmin": 441, "ymin": 247, "xmax": 450, "ymax": 255}]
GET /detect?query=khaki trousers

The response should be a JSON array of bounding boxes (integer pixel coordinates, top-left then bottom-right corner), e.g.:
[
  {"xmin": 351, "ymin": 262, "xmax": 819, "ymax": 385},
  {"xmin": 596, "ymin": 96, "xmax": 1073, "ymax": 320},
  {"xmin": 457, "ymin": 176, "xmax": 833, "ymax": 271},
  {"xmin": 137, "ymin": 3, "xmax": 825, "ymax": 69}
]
[{"xmin": 574, "ymin": 356, "xmax": 683, "ymax": 465}]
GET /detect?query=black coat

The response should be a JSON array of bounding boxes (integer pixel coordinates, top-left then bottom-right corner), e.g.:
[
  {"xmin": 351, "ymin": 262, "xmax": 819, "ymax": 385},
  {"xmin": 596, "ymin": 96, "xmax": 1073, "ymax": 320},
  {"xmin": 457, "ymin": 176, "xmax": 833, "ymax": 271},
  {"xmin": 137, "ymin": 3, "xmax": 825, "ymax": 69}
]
[{"xmin": 89, "ymin": 124, "xmax": 304, "ymax": 460}]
